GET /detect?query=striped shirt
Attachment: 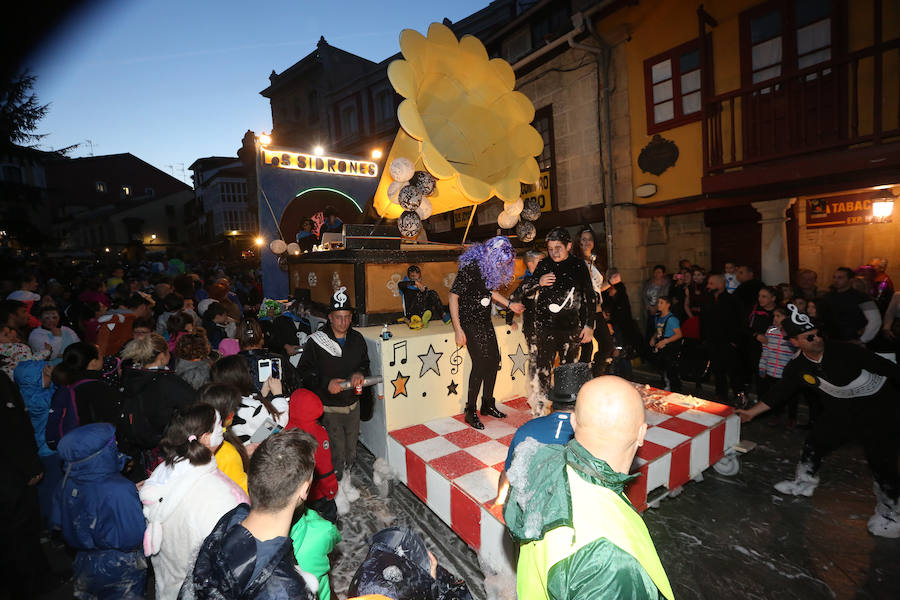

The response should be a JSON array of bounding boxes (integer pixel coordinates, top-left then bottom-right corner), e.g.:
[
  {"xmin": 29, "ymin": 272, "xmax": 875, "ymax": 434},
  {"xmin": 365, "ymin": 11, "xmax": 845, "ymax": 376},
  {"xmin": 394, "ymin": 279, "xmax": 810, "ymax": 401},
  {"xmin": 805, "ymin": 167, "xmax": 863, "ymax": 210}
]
[{"xmin": 759, "ymin": 325, "xmax": 797, "ymax": 378}]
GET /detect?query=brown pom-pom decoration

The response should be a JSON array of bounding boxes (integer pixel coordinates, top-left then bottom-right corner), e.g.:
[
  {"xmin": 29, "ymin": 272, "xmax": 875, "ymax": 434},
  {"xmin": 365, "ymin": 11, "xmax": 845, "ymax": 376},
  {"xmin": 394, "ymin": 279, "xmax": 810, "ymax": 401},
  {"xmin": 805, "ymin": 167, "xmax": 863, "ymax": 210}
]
[
  {"xmin": 410, "ymin": 170, "xmax": 436, "ymax": 196},
  {"xmin": 516, "ymin": 220, "xmax": 536, "ymax": 243},
  {"xmin": 398, "ymin": 185, "xmax": 422, "ymax": 211},
  {"xmin": 521, "ymin": 197, "xmax": 541, "ymax": 221}
]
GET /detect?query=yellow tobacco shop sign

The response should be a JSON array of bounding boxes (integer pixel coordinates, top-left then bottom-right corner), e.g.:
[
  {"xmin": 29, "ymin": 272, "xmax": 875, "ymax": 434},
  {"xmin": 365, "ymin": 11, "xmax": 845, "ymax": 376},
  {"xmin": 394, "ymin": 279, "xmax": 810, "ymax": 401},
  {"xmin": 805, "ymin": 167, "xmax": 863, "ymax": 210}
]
[{"xmin": 262, "ymin": 148, "xmax": 378, "ymax": 178}]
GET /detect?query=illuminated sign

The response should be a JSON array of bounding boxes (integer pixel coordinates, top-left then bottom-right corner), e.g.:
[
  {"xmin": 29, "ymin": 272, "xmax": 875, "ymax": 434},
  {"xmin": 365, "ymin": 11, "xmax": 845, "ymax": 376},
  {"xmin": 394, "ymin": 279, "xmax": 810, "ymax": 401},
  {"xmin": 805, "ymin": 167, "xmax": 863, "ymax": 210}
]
[
  {"xmin": 806, "ymin": 193, "xmax": 893, "ymax": 228},
  {"xmin": 261, "ymin": 148, "xmax": 378, "ymax": 178}
]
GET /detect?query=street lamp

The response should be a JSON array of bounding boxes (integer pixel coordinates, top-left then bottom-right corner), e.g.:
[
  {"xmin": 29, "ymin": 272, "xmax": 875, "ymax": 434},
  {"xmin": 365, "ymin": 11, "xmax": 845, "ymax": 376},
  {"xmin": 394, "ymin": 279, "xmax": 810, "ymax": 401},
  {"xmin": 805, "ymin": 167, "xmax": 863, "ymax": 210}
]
[
  {"xmin": 371, "ymin": 149, "xmax": 383, "ymax": 159},
  {"xmin": 259, "ymin": 133, "xmax": 272, "ymax": 146},
  {"xmin": 313, "ymin": 146, "xmax": 325, "ymax": 156},
  {"xmin": 231, "ymin": 230, "xmax": 239, "ymax": 236},
  {"xmin": 150, "ymin": 234, "xmax": 157, "ymax": 240},
  {"xmin": 104, "ymin": 247, "xmax": 110, "ymax": 253},
  {"xmin": 255, "ymin": 236, "xmax": 264, "ymax": 246}
]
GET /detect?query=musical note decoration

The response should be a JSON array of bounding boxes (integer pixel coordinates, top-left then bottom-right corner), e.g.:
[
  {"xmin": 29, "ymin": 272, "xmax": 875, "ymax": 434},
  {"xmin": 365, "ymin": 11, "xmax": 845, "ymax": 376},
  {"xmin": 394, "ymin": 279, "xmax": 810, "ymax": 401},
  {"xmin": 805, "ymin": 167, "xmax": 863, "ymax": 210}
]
[
  {"xmin": 389, "ymin": 340, "xmax": 408, "ymax": 367},
  {"xmin": 332, "ymin": 286, "xmax": 348, "ymax": 309},
  {"xmin": 391, "ymin": 371, "xmax": 410, "ymax": 398},
  {"xmin": 449, "ymin": 345, "xmax": 463, "ymax": 375},
  {"xmin": 417, "ymin": 344, "xmax": 443, "ymax": 377}
]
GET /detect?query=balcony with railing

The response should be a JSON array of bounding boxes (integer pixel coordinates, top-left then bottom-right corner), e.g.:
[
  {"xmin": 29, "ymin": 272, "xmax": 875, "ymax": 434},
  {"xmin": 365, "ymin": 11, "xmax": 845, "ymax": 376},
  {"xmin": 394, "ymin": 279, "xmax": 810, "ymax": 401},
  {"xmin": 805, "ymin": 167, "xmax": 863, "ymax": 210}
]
[{"xmin": 701, "ymin": 35, "xmax": 900, "ymax": 195}]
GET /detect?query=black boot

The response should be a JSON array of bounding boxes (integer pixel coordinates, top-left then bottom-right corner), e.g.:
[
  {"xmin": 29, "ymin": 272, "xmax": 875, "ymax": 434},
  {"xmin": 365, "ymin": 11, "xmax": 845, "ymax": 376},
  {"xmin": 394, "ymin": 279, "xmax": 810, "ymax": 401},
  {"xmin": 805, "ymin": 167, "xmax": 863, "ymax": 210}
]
[
  {"xmin": 465, "ymin": 394, "xmax": 484, "ymax": 429},
  {"xmin": 480, "ymin": 398, "xmax": 506, "ymax": 418}
]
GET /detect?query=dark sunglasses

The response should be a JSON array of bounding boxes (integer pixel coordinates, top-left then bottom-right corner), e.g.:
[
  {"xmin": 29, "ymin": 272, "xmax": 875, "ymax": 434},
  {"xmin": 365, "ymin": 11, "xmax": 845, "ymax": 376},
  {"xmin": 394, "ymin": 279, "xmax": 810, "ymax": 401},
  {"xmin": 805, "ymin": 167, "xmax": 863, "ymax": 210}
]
[{"xmin": 804, "ymin": 332, "xmax": 820, "ymax": 342}]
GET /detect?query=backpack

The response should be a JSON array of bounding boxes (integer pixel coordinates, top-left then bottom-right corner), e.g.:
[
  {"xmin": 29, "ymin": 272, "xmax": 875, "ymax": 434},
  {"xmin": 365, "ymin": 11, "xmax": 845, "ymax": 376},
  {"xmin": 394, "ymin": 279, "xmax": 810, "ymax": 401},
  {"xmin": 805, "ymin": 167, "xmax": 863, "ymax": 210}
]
[{"xmin": 46, "ymin": 379, "xmax": 92, "ymax": 450}]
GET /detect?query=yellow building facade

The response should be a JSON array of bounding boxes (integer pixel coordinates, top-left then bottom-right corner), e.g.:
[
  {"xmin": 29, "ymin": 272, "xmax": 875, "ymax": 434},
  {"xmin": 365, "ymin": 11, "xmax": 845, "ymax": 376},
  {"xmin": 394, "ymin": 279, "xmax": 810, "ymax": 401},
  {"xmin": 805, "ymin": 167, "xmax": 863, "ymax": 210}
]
[{"xmin": 594, "ymin": 0, "xmax": 899, "ymax": 289}]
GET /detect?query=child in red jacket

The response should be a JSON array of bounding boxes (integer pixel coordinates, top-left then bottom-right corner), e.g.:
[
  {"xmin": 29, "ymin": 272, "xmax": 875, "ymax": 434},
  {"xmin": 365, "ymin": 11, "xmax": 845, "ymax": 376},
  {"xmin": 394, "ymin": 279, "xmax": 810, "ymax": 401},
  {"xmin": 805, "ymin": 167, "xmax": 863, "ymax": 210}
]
[{"xmin": 287, "ymin": 388, "xmax": 339, "ymax": 523}]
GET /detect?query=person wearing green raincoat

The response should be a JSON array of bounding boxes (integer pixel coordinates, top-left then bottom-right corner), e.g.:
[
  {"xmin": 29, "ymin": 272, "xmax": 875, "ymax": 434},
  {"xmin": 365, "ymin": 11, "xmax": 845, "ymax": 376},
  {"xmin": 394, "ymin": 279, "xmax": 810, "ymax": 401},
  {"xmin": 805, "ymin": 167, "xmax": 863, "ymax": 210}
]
[{"xmin": 503, "ymin": 376, "xmax": 674, "ymax": 600}]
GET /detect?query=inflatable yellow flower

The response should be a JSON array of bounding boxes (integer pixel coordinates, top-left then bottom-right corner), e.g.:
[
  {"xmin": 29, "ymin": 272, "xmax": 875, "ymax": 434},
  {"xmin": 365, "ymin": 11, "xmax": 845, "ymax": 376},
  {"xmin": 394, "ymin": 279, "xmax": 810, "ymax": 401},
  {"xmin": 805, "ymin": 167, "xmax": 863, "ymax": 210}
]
[{"xmin": 373, "ymin": 22, "xmax": 543, "ymax": 220}]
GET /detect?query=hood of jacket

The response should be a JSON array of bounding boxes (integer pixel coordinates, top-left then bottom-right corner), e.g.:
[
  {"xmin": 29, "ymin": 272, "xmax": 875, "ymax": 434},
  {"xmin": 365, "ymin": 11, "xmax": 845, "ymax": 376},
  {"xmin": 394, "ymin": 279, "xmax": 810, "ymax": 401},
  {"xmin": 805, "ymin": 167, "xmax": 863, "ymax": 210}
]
[
  {"xmin": 288, "ymin": 389, "xmax": 324, "ymax": 428},
  {"xmin": 175, "ymin": 358, "xmax": 210, "ymax": 389},
  {"xmin": 14, "ymin": 359, "xmax": 52, "ymax": 397},
  {"xmin": 58, "ymin": 422, "xmax": 127, "ymax": 483},
  {"xmin": 185, "ymin": 504, "xmax": 317, "ymax": 599}
]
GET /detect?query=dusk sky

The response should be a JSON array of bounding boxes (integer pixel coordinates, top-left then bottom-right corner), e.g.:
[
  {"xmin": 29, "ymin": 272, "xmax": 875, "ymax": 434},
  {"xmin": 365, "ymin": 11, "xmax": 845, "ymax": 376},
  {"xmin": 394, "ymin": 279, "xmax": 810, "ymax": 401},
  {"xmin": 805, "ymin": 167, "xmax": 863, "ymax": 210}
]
[{"xmin": 26, "ymin": 0, "xmax": 489, "ymax": 184}]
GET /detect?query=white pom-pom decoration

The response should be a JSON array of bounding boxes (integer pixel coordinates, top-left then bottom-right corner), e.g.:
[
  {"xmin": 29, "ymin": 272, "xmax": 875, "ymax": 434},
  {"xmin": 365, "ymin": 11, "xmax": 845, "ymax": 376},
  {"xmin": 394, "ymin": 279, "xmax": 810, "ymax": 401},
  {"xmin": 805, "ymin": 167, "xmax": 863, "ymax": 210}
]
[
  {"xmin": 416, "ymin": 197, "xmax": 433, "ymax": 220},
  {"xmin": 387, "ymin": 181, "xmax": 404, "ymax": 204},
  {"xmin": 389, "ymin": 157, "xmax": 415, "ymax": 182},
  {"xmin": 504, "ymin": 198, "xmax": 524, "ymax": 217},
  {"xmin": 269, "ymin": 239, "xmax": 287, "ymax": 254},
  {"xmin": 497, "ymin": 210, "xmax": 519, "ymax": 229},
  {"xmin": 286, "ymin": 242, "xmax": 301, "ymax": 255}
]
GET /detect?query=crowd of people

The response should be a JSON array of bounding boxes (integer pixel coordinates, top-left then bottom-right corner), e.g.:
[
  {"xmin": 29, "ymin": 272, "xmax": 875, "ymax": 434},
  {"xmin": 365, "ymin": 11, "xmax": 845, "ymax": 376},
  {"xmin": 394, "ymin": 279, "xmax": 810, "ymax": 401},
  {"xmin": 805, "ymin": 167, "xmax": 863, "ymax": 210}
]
[
  {"xmin": 1, "ymin": 256, "xmax": 471, "ymax": 599},
  {"xmin": 637, "ymin": 257, "xmax": 897, "ymax": 421},
  {"xmin": 2, "ymin": 241, "xmax": 898, "ymax": 599}
]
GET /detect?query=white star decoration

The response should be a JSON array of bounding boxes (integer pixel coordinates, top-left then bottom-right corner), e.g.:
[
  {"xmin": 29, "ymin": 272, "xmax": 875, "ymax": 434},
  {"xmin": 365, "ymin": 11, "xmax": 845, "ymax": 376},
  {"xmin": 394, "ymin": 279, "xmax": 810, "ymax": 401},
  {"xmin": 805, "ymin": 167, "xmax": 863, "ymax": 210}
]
[
  {"xmin": 417, "ymin": 343, "xmax": 443, "ymax": 377},
  {"xmin": 508, "ymin": 344, "xmax": 529, "ymax": 377}
]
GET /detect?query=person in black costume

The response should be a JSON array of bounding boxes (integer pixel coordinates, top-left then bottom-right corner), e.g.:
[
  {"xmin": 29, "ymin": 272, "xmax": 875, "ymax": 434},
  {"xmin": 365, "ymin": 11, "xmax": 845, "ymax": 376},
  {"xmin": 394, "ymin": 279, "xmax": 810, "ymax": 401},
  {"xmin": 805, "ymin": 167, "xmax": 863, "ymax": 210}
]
[
  {"xmin": 702, "ymin": 274, "xmax": 745, "ymax": 404},
  {"xmin": 297, "ymin": 287, "xmax": 370, "ymax": 477},
  {"xmin": 516, "ymin": 227, "xmax": 595, "ymax": 397},
  {"xmin": 449, "ymin": 237, "xmax": 524, "ymax": 430},
  {"xmin": 738, "ymin": 304, "xmax": 900, "ymax": 538}
]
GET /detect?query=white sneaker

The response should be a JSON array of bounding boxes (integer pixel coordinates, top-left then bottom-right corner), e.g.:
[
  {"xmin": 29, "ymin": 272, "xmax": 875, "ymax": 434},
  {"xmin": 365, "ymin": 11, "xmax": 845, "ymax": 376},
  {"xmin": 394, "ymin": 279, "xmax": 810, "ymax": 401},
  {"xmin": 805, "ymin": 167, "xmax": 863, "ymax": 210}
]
[
  {"xmin": 867, "ymin": 483, "xmax": 900, "ymax": 538},
  {"xmin": 774, "ymin": 464, "xmax": 819, "ymax": 496},
  {"xmin": 867, "ymin": 512, "xmax": 900, "ymax": 538}
]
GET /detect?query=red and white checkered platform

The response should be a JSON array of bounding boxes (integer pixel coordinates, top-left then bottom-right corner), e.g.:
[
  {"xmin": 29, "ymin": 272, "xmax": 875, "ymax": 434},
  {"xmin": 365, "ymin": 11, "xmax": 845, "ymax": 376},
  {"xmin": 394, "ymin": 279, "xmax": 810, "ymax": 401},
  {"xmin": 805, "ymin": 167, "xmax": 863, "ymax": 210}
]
[{"xmin": 385, "ymin": 387, "xmax": 740, "ymax": 561}]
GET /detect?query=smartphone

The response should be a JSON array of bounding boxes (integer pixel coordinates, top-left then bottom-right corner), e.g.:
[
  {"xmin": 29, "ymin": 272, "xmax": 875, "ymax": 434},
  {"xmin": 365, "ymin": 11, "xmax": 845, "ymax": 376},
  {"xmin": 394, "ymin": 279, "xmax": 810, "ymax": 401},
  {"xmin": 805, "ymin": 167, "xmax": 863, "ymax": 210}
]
[
  {"xmin": 270, "ymin": 357, "xmax": 282, "ymax": 380},
  {"xmin": 257, "ymin": 359, "xmax": 272, "ymax": 382},
  {"xmin": 249, "ymin": 418, "xmax": 282, "ymax": 444}
]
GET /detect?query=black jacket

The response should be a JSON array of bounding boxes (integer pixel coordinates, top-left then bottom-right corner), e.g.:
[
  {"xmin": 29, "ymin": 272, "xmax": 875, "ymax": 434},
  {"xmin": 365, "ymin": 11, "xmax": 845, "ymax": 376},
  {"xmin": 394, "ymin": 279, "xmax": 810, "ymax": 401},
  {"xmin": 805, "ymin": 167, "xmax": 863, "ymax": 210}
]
[
  {"xmin": 269, "ymin": 314, "xmax": 312, "ymax": 354},
  {"xmin": 179, "ymin": 504, "xmax": 316, "ymax": 600},
  {"xmin": 0, "ymin": 375, "xmax": 43, "ymax": 504},
  {"xmin": 506, "ymin": 272, "xmax": 539, "ymax": 339},
  {"xmin": 203, "ymin": 316, "xmax": 230, "ymax": 349},
  {"xmin": 298, "ymin": 325, "xmax": 370, "ymax": 408},
  {"xmin": 701, "ymin": 291, "xmax": 742, "ymax": 345},
  {"xmin": 72, "ymin": 371, "xmax": 124, "ymax": 426},
  {"xmin": 119, "ymin": 367, "xmax": 196, "ymax": 448},
  {"xmin": 735, "ymin": 278, "xmax": 764, "ymax": 319},
  {"xmin": 518, "ymin": 255, "xmax": 596, "ymax": 332}
]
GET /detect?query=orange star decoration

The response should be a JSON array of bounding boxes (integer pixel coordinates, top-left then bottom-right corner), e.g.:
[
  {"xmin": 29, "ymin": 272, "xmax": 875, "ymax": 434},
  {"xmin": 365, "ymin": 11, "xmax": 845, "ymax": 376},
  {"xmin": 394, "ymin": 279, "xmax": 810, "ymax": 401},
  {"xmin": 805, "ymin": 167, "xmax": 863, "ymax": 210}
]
[
  {"xmin": 373, "ymin": 22, "xmax": 543, "ymax": 220},
  {"xmin": 391, "ymin": 371, "xmax": 410, "ymax": 398}
]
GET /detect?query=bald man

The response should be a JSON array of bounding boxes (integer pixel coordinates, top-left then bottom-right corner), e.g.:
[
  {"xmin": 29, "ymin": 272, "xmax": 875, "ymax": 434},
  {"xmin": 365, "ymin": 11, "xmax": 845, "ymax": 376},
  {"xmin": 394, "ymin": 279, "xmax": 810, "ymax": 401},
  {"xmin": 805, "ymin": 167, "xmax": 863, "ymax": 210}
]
[{"xmin": 503, "ymin": 376, "xmax": 674, "ymax": 600}]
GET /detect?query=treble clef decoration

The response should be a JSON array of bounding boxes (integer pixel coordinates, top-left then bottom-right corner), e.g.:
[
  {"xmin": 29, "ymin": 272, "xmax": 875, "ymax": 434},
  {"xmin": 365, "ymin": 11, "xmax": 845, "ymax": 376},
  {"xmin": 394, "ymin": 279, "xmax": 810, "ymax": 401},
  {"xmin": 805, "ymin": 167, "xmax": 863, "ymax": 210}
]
[
  {"xmin": 449, "ymin": 345, "xmax": 463, "ymax": 375},
  {"xmin": 787, "ymin": 303, "xmax": 812, "ymax": 329},
  {"xmin": 333, "ymin": 286, "xmax": 348, "ymax": 308}
]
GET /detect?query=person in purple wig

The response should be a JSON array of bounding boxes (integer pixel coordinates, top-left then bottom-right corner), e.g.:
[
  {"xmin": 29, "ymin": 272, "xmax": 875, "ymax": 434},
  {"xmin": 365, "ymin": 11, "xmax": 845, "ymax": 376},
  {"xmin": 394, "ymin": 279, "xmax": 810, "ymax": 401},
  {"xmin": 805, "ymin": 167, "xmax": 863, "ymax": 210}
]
[{"xmin": 449, "ymin": 237, "xmax": 525, "ymax": 429}]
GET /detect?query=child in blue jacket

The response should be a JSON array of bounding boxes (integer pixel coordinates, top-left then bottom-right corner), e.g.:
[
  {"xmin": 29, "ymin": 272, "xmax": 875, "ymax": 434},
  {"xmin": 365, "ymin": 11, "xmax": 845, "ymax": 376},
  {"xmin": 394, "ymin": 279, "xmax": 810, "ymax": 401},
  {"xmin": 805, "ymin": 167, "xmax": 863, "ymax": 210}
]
[
  {"xmin": 14, "ymin": 359, "xmax": 59, "ymax": 522},
  {"xmin": 51, "ymin": 423, "xmax": 147, "ymax": 599}
]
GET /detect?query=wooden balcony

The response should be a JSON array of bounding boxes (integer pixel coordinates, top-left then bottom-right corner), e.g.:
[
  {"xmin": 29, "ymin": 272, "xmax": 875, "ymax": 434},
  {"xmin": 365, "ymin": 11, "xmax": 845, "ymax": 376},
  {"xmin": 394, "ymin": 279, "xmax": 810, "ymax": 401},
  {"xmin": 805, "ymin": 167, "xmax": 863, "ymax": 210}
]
[{"xmin": 701, "ymin": 37, "xmax": 900, "ymax": 196}]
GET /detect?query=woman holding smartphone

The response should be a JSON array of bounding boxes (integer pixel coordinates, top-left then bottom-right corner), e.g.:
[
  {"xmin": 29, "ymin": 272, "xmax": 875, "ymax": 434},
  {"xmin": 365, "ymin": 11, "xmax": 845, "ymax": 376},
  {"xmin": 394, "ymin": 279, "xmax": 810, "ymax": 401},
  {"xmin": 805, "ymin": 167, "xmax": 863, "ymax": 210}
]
[
  {"xmin": 209, "ymin": 355, "xmax": 289, "ymax": 445},
  {"xmin": 236, "ymin": 317, "xmax": 301, "ymax": 395}
]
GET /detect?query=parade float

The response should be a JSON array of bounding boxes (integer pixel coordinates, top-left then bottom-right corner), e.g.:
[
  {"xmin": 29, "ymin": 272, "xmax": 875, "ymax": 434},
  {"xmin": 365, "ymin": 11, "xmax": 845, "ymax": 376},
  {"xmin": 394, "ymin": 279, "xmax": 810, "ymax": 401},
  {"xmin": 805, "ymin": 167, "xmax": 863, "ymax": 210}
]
[{"xmin": 254, "ymin": 22, "xmax": 742, "ymax": 571}]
